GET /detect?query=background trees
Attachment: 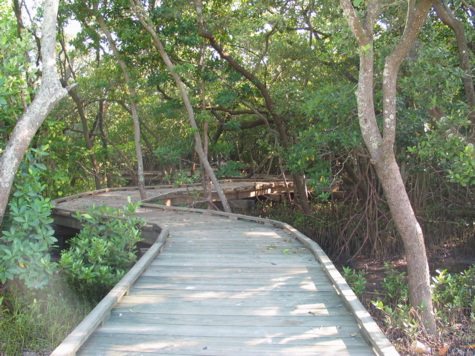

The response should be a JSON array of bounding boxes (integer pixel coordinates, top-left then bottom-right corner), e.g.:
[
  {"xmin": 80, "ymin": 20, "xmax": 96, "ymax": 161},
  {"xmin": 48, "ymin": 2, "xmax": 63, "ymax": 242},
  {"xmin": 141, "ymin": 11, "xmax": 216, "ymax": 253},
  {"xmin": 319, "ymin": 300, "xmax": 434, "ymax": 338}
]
[
  {"xmin": 0, "ymin": 0, "xmax": 473, "ymax": 351},
  {"xmin": 1, "ymin": 0, "xmax": 475, "ymax": 338}
]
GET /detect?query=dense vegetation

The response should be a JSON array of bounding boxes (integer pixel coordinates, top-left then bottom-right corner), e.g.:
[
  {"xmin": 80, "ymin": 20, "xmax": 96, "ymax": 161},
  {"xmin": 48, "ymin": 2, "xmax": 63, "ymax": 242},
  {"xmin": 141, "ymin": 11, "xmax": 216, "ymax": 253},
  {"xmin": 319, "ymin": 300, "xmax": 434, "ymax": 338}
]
[
  {"xmin": 1, "ymin": 0, "xmax": 475, "ymax": 354},
  {"xmin": 2, "ymin": 0, "xmax": 471, "ymax": 256}
]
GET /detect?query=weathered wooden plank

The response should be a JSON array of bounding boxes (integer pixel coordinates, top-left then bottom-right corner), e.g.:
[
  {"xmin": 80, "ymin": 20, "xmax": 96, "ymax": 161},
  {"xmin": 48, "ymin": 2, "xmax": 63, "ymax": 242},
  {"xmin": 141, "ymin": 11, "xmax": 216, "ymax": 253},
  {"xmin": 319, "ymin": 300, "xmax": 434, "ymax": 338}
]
[
  {"xmin": 112, "ymin": 301, "xmax": 346, "ymax": 316},
  {"xmin": 80, "ymin": 332, "xmax": 369, "ymax": 349},
  {"xmin": 131, "ymin": 280, "xmax": 333, "ymax": 292},
  {"xmin": 159, "ymin": 248, "xmax": 307, "ymax": 255},
  {"xmin": 79, "ymin": 333, "xmax": 372, "ymax": 355},
  {"xmin": 91, "ymin": 321, "xmax": 362, "ymax": 339},
  {"xmin": 152, "ymin": 258, "xmax": 319, "ymax": 267},
  {"xmin": 78, "ymin": 350, "xmax": 372, "ymax": 356},
  {"xmin": 115, "ymin": 295, "xmax": 345, "ymax": 310},
  {"xmin": 129, "ymin": 287, "xmax": 334, "ymax": 297},
  {"xmin": 159, "ymin": 248, "xmax": 307, "ymax": 256},
  {"xmin": 137, "ymin": 270, "xmax": 328, "ymax": 285},
  {"xmin": 144, "ymin": 265, "xmax": 319, "ymax": 274},
  {"xmin": 150, "ymin": 260, "xmax": 320, "ymax": 268},
  {"xmin": 163, "ymin": 240, "xmax": 305, "ymax": 250},
  {"xmin": 79, "ymin": 344, "xmax": 373, "ymax": 356},
  {"xmin": 103, "ymin": 312, "xmax": 358, "ymax": 328},
  {"xmin": 140, "ymin": 269, "xmax": 331, "ymax": 281}
]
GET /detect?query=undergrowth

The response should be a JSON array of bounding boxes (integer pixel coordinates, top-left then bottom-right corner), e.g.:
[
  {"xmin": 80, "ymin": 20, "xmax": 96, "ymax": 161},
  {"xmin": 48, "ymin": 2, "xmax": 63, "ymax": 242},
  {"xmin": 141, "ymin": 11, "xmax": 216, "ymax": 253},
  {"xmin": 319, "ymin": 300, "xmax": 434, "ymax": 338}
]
[
  {"xmin": 342, "ymin": 264, "xmax": 475, "ymax": 355},
  {"xmin": 0, "ymin": 149, "xmax": 145, "ymax": 354},
  {"xmin": 0, "ymin": 276, "xmax": 92, "ymax": 355}
]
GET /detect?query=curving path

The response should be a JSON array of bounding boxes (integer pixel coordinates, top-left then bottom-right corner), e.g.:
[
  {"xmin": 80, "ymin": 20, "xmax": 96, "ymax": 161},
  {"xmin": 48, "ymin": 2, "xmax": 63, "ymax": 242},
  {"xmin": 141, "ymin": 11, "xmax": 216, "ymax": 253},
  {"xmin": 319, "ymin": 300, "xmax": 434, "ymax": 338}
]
[{"xmin": 51, "ymin": 183, "xmax": 398, "ymax": 356}]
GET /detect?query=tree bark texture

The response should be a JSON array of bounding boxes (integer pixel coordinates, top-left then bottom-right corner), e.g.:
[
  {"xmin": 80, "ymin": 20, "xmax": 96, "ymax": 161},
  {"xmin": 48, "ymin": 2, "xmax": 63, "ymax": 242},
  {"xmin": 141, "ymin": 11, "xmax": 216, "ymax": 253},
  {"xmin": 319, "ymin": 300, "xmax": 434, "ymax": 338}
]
[
  {"xmin": 340, "ymin": 0, "xmax": 437, "ymax": 334},
  {"xmin": 0, "ymin": 0, "xmax": 70, "ymax": 225},
  {"xmin": 130, "ymin": 0, "xmax": 232, "ymax": 213}
]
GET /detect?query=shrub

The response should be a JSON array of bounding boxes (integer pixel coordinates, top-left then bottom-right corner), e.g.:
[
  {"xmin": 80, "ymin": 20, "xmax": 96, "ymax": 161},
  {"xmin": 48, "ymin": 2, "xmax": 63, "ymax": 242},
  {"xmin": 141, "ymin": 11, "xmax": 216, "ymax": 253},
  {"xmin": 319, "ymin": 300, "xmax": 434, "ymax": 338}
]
[
  {"xmin": 432, "ymin": 266, "xmax": 475, "ymax": 323},
  {"xmin": 342, "ymin": 266, "xmax": 367, "ymax": 297},
  {"xmin": 60, "ymin": 200, "xmax": 145, "ymax": 302},
  {"xmin": 163, "ymin": 170, "xmax": 201, "ymax": 186},
  {"xmin": 216, "ymin": 160, "xmax": 245, "ymax": 178},
  {"xmin": 381, "ymin": 263, "xmax": 409, "ymax": 306},
  {"xmin": 0, "ymin": 147, "xmax": 57, "ymax": 289},
  {"xmin": 371, "ymin": 265, "xmax": 475, "ymax": 341}
]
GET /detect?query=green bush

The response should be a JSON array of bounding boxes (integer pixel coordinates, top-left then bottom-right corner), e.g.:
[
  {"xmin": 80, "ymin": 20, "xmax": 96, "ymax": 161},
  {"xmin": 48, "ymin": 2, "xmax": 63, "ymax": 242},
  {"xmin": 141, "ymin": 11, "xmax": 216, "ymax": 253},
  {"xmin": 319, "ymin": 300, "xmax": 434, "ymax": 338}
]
[
  {"xmin": 60, "ymin": 200, "xmax": 145, "ymax": 302},
  {"xmin": 216, "ymin": 160, "xmax": 245, "ymax": 178},
  {"xmin": 432, "ymin": 266, "xmax": 475, "ymax": 323},
  {"xmin": 370, "ymin": 265, "xmax": 417, "ymax": 336},
  {"xmin": 0, "ymin": 147, "xmax": 57, "ymax": 289},
  {"xmin": 371, "ymin": 265, "xmax": 475, "ymax": 339},
  {"xmin": 342, "ymin": 266, "xmax": 367, "ymax": 297},
  {"xmin": 381, "ymin": 263, "xmax": 408, "ymax": 306},
  {"xmin": 163, "ymin": 170, "xmax": 201, "ymax": 186}
]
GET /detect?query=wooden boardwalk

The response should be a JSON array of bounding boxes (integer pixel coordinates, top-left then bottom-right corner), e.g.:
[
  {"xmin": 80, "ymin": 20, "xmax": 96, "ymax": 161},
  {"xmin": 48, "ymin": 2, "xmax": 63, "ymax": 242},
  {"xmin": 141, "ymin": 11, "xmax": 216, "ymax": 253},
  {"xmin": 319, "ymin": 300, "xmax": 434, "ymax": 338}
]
[{"xmin": 51, "ymin": 183, "xmax": 398, "ymax": 355}]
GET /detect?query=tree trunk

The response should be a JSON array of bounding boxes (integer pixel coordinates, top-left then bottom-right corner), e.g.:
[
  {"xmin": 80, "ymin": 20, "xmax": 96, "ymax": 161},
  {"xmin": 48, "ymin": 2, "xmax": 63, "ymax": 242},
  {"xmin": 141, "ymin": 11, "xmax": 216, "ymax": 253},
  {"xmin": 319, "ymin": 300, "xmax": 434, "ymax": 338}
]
[
  {"xmin": 95, "ymin": 13, "xmax": 147, "ymax": 200},
  {"xmin": 0, "ymin": 0, "xmax": 71, "ymax": 225},
  {"xmin": 97, "ymin": 100, "xmax": 113, "ymax": 187},
  {"xmin": 61, "ymin": 83, "xmax": 102, "ymax": 189},
  {"xmin": 130, "ymin": 0, "xmax": 231, "ymax": 213},
  {"xmin": 340, "ymin": 0, "xmax": 437, "ymax": 334},
  {"xmin": 374, "ymin": 154, "xmax": 433, "ymax": 320}
]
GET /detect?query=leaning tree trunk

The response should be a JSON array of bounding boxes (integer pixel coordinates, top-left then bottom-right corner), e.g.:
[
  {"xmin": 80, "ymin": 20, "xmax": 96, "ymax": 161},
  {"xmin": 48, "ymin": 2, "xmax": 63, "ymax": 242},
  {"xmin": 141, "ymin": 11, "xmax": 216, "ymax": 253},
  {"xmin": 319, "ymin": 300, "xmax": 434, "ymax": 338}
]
[
  {"xmin": 340, "ymin": 0, "xmax": 437, "ymax": 334},
  {"xmin": 130, "ymin": 0, "xmax": 231, "ymax": 213},
  {"xmin": 0, "ymin": 0, "xmax": 71, "ymax": 225},
  {"xmin": 96, "ymin": 13, "xmax": 147, "ymax": 200}
]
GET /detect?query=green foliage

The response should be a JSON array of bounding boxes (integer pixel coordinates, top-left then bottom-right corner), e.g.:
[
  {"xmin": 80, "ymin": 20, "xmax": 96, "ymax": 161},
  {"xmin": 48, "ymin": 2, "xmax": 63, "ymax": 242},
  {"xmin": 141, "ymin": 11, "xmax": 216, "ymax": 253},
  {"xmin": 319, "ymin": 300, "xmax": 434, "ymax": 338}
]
[
  {"xmin": 432, "ymin": 266, "xmax": 475, "ymax": 323},
  {"xmin": 223, "ymin": 120, "xmax": 241, "ymax": 132},
  {"xmin": 153, "ymin": 135, "xmax": 194, "ymax": 167},
  {"xmin": 371, "ymin": 299, "xmax": 421, "ymax": 338},
  {"xmin": 210, "ymin": 140, "xmax": 236, "ymax": 158},
  {"xmin": 60, "ymin": 200, "xmax": 145, "ymax": 302},
  {"xmin": 370, "ymin": 265, "xmax": 420, "ymax": 337},
  {"xmin": 216, "ymin": 160, "xmax": 245, "ymax": 178},
  {"xmin": 381, "ymin": 263, "xmax": 408, "ymax": 306},
  {"xmin": 371, "ymin": 265, "xmax": 475, "ymax": 338},
  {"xmin": 0, "ymin": 148, "xmax": 57, "ymax": 289},
  {"xmin": 214, "ymin": 89, "xmax": 238, "ymax": 107},
  {"xmin": 409, "ymin": 112, "xmax": 475, "ymax": 187},
  {"xmin": 342, "ymin": 267, "xmax": 366, "ymax": 297},
  {"xmin": 163, "ymin": 170, "xmax": 201, "ymax": 186},
  {"xmin": 0, "ymin": 0, "xmax": 36, "ymax": 132},
  {"xmin": 287, "ymin": 83, "xmax": 361, "ymax": 201}
]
